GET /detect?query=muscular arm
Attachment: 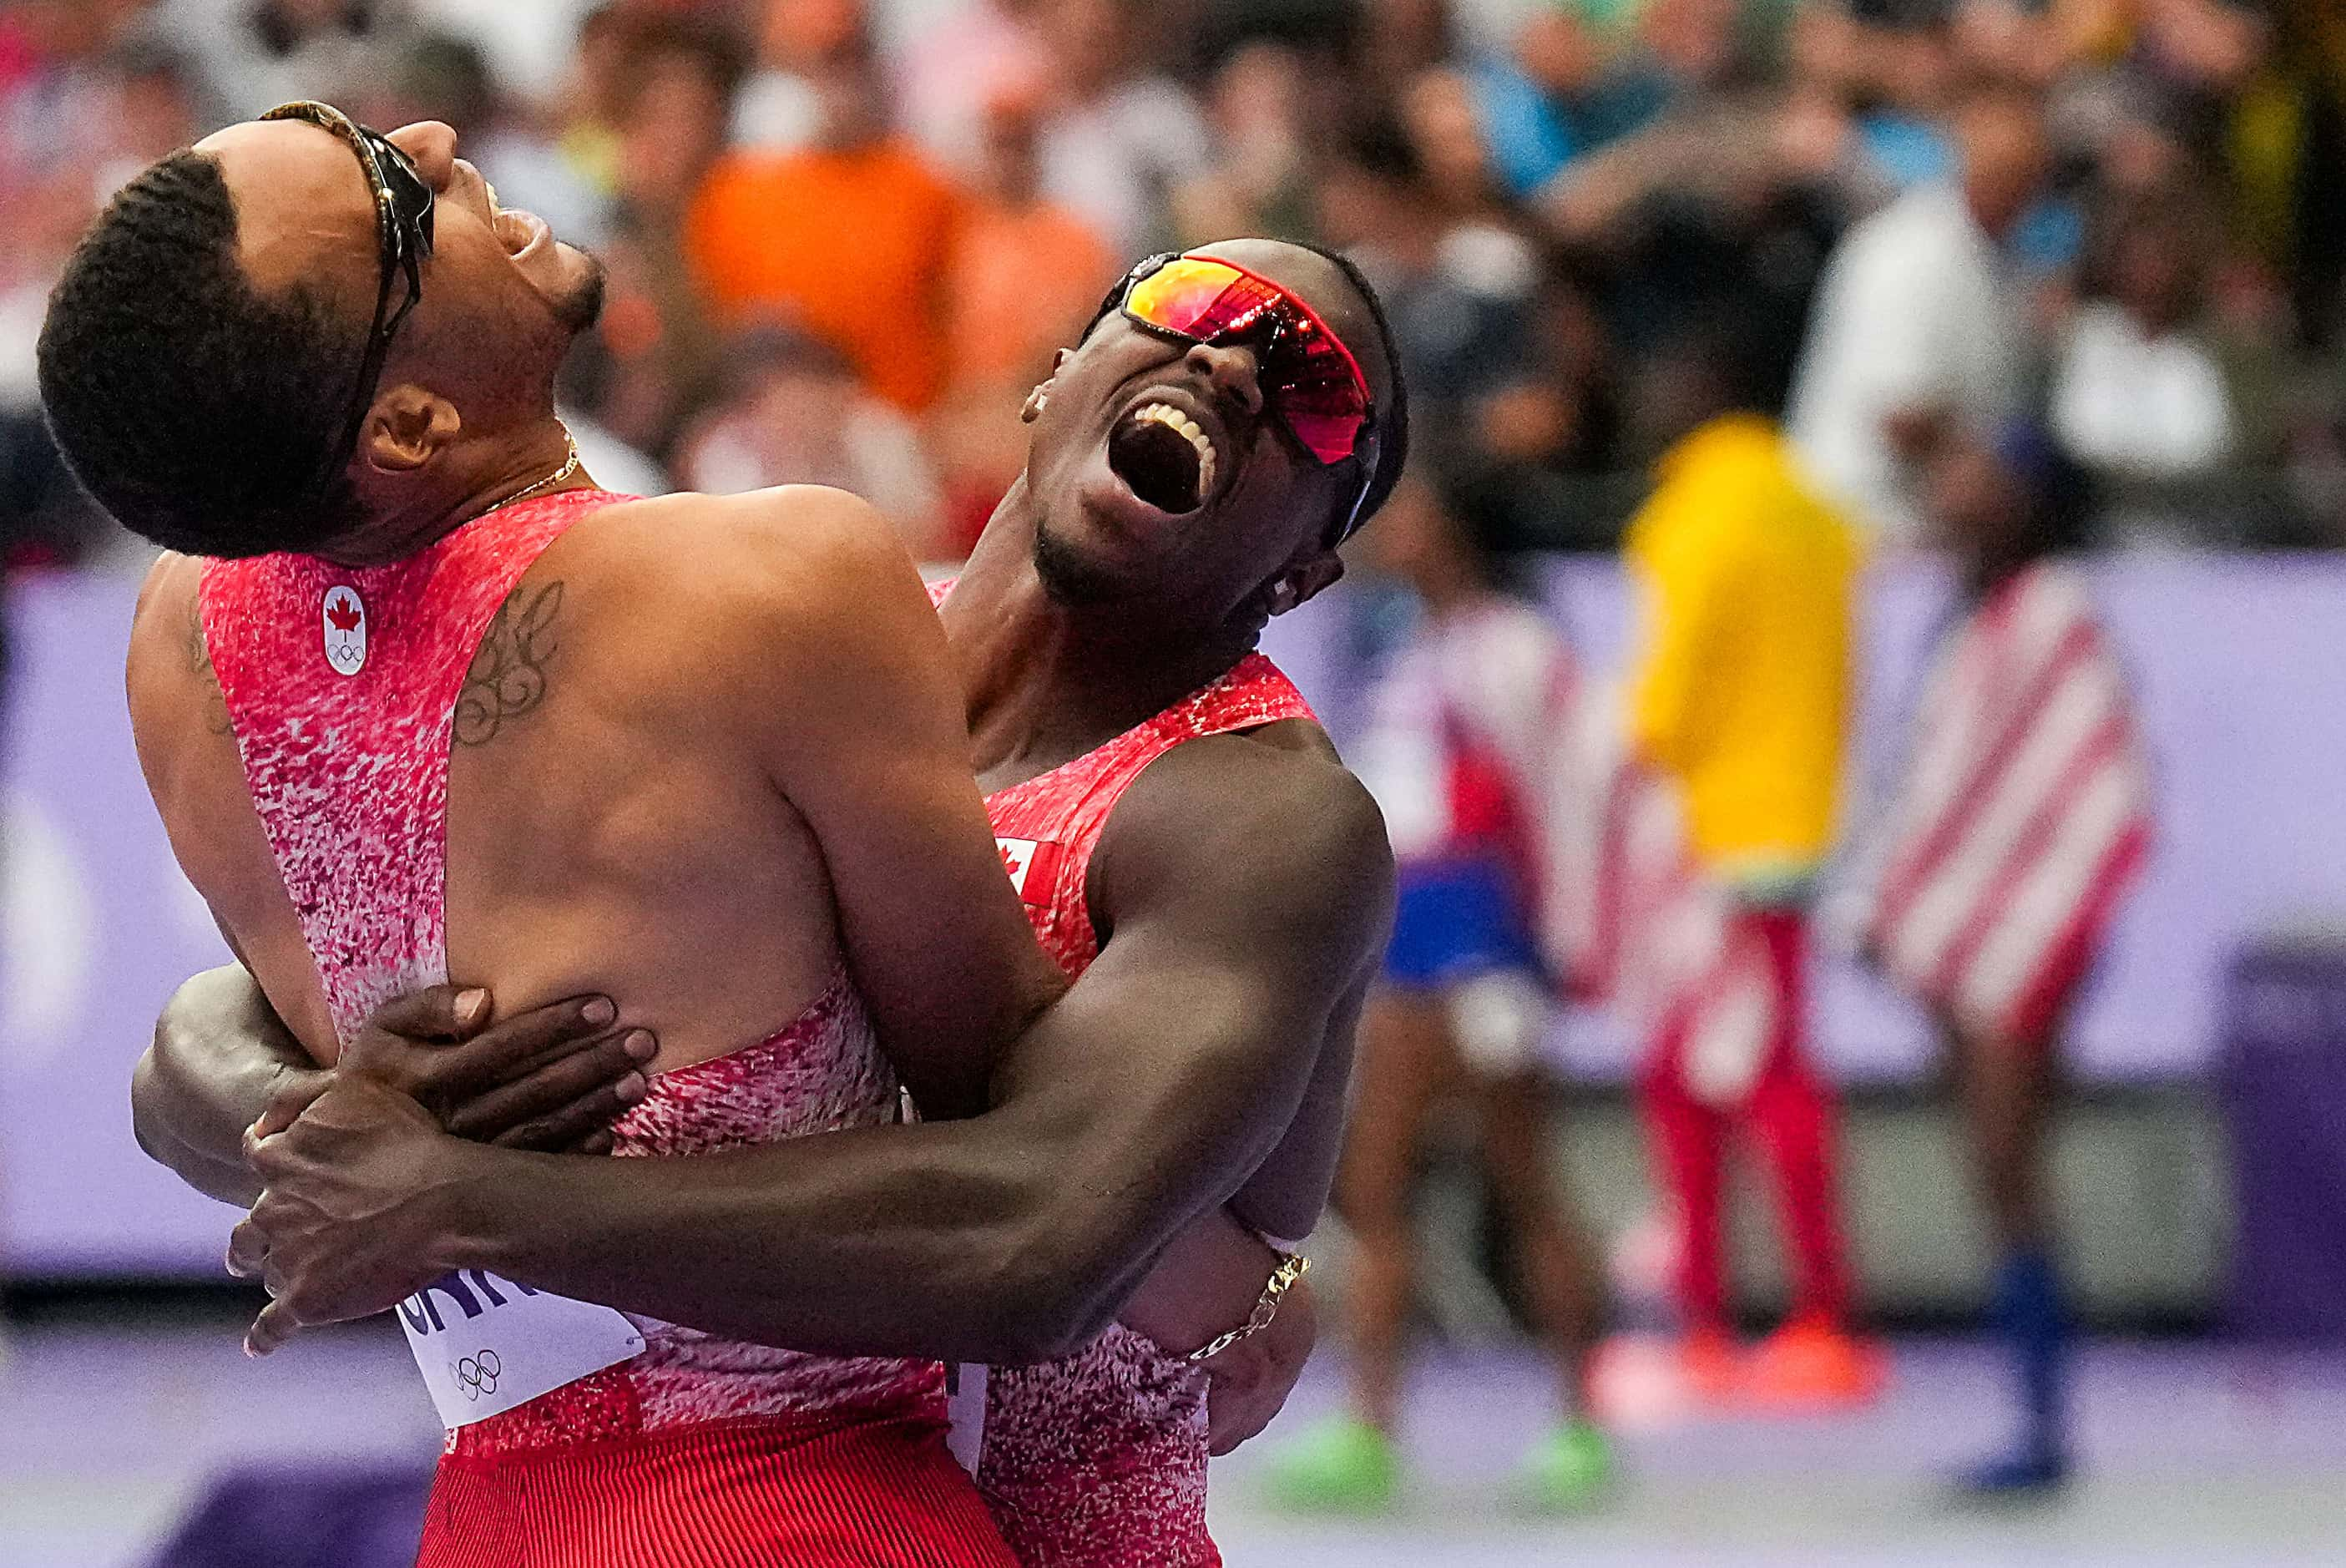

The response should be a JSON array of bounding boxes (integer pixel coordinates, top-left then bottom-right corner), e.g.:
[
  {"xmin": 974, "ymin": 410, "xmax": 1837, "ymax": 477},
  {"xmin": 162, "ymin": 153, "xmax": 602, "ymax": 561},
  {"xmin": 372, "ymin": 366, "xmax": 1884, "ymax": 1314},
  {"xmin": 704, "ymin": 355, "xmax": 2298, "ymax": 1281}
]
[
  {"xmin": 249, "ymin": 737, "xmax": 1393, "ymax": 1363},
  {"xmin": 138, "ymin": 963, "xmax": 661, "ymax": 1210},
  {"xmin": 715, "ymin": 488, "xmax": 1066, "ymax": 1117},
  {"xmin": 134, "ymin": 965, "xmax": 316, "ymax": 1206}
]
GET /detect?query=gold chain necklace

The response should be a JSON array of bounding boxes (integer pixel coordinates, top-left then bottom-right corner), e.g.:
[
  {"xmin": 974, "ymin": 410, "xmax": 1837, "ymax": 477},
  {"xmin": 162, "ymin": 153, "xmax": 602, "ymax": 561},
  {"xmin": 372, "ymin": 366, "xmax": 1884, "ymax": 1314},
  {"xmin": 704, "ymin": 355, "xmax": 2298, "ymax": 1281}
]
[{"xmin": 479, "ymin": 432, "xmax": 583, "ymax": 518}]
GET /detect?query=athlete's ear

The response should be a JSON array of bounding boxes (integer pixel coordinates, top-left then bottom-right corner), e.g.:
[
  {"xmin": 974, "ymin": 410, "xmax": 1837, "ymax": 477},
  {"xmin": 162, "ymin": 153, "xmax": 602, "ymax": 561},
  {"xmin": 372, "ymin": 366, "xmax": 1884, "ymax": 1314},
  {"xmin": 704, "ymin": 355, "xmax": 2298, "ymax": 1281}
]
[
  {"xmin": 1021, "ymin": 350, "xmax": 1072, "ymax": 425},
  {"xmin": 358, "ymin": 385, "xmax": 463, "ymax": 473},
  {"xmin": 1267, "ymin": 550, "xmax": 1344, "ymax": 619}
]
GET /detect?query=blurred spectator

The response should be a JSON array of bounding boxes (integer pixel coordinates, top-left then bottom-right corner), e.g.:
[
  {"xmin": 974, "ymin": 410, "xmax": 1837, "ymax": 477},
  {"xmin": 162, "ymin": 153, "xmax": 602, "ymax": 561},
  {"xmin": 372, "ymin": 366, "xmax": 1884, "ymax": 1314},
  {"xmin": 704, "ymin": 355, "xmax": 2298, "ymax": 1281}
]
[
  {"xmin": 686, "ymin": 36, "xmax": 963, "ymax": 411},
  {"xmin": 1789, "ymin": 77, "xmax": 2052, "ymax": 544},
  {"xmin": 1029, "ymin": 0, "xmax": 1210, "ymax": 256},
  {"xmin": 3, "ymin": 30, "xmax": 205, "ymax": 573},
  {"xmin": 1847, "ymin": 13, "xmax": 1959, "ymax": 190},
  {"xmin": 403, "ymin": 0, "xmax": 609, "ymax": 104},
  {"xmin": 1318, "ymin": 121, "xmax": 1539, "ymax": 466},
  {"xmin": 2229, "ymin": 0, "xmax": 2345, "ymax": 348},
  {"xmin": 731, "ymin": 0, "xmax": 867, "ymax": 149},
  {"xmin": 2, "ymin": 3, "xmax": 179, "ymax": 271},
  {"xmin": 675, "ymin": 327, "xmax": 948, "ymax": 561},
  {"xmin": 358, "ymin": 30, "xmax": 609, "ymax": 251},
  {"xmin": 1268, "ymin": 470, "xmax": 1615, "ymax": 1514},
  {"xmin": 1475, "ymin": 0, "xmax": 1756, "ymax": 200},
  {"xmin": 540, "ymin": 0, "xmax": 651, "ymax": 200},
  {"xmin": 895, "ymin": 0, "xmax": 1048, "ymax": 172},
  {"xmin": 1399, "ymin": 63, "xmax": 1529, "ymax": 229},
  {"xmin": 1855, "ymin": 417, "xmax": 2152, "ymax": 1494},
  {"xmin": 178, "ymin": 0, "xmax": 422, "ymax": 119},
  {"xmin": 3, "ymin": 38, "xmax": 205, "ymax": 409},
  {"xmin": 568, "ymin": 12, "xmax": 750, "ymax": 459},
  {"xmin": 943, "ymin": 86, "xmax": 1113, "ymax": 390},
  {"xmin": 928, "ymin": 83, "xmax": 1114, "ymax": 554},
  {"xmin": 1469, "ymin": 8, "xmax": 1590, "ymax": 199},
  {"xmin": 1354, "ymin": 0, "xmax": 1459, "ymax": 112},
  {"xmin": 2050, "ymin": 184, "xmax": 2281, "ymax": 540},
  {"xmin": 1620, "ymin": 306, "xmax": 1873, "ymax": 1404},
  {"xmin": 1173, "ymin": 41, "xmax": 1317, "ymax": 244}
]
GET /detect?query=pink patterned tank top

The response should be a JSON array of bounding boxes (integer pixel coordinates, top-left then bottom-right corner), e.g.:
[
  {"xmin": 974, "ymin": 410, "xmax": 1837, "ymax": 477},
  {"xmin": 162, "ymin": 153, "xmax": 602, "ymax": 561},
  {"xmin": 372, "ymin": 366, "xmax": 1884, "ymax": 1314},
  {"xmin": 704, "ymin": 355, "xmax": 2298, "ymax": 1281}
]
[
  {"xmin": 200, "ymin": 489, "xmax": 942, "ymax": 1459},
  {"xmin": 933, "ymin": 582, "xmax": 1319, "ymax": 1567}
]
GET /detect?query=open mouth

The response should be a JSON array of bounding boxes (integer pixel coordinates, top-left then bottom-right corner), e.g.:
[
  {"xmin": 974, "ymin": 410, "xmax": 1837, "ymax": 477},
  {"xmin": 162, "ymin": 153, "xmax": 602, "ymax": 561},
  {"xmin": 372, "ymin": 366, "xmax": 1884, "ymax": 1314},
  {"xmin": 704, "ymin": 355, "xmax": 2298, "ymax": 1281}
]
[
  {"xmin": 1106, "ymin": 402, "xmax": 1217, "ymax": 515},
  {"xmin": 493, "ymin": 207, "xmax": 549, "ymax": 259}
]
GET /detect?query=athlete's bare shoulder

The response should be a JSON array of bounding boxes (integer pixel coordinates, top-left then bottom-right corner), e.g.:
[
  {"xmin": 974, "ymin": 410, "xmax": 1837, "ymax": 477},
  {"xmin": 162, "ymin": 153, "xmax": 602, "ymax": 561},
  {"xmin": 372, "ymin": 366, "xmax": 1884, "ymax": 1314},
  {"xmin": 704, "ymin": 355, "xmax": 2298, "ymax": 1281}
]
[
  {"xmin": 125, "ymin": 551, "xmax": 229, "ymax": 746},
  {"xmin": 535, "ymin": 485, "xmax": 953, "ymax": 758},
  {"xmin": 1095, "ymin": 721, "xmax": 1392, "ymax": 954},
  {"xmin": 1222, "ymin": 714, "xmax": 1344, "ymax": 766},
  {"xmin": 551, "ymin": 486, "xmax": 923, "ymax": 645},
  {"xmin": 127, "ymin": 549, "xmax": 199, "ymax": 667}
]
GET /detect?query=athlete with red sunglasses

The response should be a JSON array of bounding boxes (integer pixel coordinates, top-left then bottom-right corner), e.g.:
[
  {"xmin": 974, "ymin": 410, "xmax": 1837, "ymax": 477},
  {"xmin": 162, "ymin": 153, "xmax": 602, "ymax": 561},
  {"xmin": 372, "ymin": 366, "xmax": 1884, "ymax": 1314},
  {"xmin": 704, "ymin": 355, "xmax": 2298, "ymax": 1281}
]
[{"xmin": 128, "ymin": 211, "xmax": 1408, "ymax": 1565}]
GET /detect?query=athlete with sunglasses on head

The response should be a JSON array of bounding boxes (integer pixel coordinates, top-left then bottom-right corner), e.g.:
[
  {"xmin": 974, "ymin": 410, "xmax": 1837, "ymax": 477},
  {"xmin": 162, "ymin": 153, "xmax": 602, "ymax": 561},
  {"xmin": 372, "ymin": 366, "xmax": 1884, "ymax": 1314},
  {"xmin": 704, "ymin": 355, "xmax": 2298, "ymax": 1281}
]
[{"xmin": 75, "ymin": 106, "xmax": 1404, "ymax": 1568}]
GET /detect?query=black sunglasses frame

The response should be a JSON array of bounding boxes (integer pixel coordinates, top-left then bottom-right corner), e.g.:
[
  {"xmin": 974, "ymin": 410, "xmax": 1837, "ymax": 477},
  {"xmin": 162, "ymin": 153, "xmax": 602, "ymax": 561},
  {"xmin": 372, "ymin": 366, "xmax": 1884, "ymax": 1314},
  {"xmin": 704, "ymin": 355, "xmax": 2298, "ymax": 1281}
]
[
  {"xmin": 1109, "ymin": 253, "xmax": 1382, "ymax": 544},
  {"xmin": 259, "ymin": 101, "xmax": 437, "ymax": 498}
]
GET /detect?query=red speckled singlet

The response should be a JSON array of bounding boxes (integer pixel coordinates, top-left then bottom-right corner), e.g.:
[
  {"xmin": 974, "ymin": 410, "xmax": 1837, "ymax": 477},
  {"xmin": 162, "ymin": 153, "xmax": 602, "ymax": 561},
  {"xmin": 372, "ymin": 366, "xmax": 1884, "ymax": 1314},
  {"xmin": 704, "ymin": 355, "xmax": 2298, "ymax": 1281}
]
[
  {"xmin": 933, "ymin": 581, "xmax": 1318, "ymax": 1567},
  {"xmin": 200, "ymin": 492, "xmax": 1013, "ymax": 1567}
]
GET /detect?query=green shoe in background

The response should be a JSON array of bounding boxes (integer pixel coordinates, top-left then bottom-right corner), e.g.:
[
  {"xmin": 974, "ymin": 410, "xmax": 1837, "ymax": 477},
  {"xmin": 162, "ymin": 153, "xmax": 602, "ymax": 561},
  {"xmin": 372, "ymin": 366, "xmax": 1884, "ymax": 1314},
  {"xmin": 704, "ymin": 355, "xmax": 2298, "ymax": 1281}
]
[
  {"xmin": 1263, "ymin": 1415, "xmax": 1400, "ymax": 1512},
  {"xmin": 1519, "ymin": 1419, "xmax": 1613, "ymax": 1512}
]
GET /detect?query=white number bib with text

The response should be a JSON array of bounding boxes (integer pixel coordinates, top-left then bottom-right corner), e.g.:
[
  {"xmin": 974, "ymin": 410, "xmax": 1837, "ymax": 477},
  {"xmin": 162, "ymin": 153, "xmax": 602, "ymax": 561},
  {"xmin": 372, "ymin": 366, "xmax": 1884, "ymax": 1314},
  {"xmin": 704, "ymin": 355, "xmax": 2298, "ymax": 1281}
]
[{"xmin": 397, "ymin": 1269, "xmax": 647, "ymax": 1429}]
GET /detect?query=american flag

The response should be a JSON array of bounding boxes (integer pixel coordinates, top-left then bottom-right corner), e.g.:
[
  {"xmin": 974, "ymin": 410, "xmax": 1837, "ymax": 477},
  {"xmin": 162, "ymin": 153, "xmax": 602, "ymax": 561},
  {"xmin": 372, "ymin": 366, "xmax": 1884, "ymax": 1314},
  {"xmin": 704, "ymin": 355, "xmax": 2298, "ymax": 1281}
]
[
  {"xmin": 1857, "ymin": 561, "xmax": 2152, "ymax": 1044},
  {"xmin": 1537, "ymin": 660, "xmax": 1786, "ymax": 1107}
]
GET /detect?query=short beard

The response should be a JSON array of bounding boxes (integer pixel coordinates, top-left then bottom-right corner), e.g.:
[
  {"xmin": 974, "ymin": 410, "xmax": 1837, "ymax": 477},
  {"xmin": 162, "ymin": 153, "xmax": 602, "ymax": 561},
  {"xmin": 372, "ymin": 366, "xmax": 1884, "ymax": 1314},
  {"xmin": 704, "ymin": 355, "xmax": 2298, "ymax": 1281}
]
[
  {"xmin": 551, "ymin": 249, "xmax": 609, "ymax": 335},
  {"xmin": 1030, "ymin": 520, "xmax": 1119, "ymax": 607}
]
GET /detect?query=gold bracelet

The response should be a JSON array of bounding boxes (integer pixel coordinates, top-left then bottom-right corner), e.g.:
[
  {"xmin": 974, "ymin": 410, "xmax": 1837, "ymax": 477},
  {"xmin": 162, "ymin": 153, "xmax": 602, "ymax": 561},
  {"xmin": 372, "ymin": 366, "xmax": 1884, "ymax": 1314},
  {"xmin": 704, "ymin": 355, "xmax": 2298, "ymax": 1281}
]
[{"xmin": 1186, "ymin": 1252, "xmax": 1310, "ymax": 1363}]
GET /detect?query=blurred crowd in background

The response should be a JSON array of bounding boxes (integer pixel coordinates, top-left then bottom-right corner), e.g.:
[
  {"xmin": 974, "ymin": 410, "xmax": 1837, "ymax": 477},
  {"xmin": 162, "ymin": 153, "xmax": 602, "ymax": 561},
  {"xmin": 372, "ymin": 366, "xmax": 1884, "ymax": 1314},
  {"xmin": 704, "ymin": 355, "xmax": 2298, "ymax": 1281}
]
[{"xmin": 3, "ymin": 0, "xmax": 2345, "ymax": 577}]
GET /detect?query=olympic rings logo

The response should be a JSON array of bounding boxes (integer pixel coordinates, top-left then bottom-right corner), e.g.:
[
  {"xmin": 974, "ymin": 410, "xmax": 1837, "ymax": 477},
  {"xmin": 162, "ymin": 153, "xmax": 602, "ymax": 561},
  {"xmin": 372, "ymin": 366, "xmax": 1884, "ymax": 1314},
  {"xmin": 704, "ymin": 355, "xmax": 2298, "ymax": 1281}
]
[{"xmin": 451, "ymin": 1349, "xmax": 503, "ymax": 1400}]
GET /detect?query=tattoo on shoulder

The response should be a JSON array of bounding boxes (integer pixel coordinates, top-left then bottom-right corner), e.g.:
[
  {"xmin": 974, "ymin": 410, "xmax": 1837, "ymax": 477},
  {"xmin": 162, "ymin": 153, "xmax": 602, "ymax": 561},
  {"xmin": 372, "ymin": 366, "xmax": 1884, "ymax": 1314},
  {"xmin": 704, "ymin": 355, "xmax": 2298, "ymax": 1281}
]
[
  {"xmin": 455, "ymin": 581, "xmax": 564, "ymax": 748},
  {"xmin": 184, "ymin": 597, "xmax": 234, "ymax": 738}
]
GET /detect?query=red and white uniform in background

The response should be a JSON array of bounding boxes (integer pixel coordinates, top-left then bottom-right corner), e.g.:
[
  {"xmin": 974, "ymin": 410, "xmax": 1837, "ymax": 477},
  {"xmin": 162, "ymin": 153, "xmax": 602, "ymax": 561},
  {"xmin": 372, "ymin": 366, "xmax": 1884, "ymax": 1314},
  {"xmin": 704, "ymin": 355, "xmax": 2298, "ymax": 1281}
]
[
  {"xmin": 1858, "ymin": 560, "xmax": 2152, "ymax": 1045},
  {"xmin": 1351, "ymin": 599, "xmax": 1571, "ymax": 1070},
  {"xmin": 203, "ymin": 491, "xmax": 1014, "ymax": 1568},
  {"xmin": 1537, "ymin": 667, "xmax": 1787, "ymax": 1107},
  {"xmin": 1352, "ymin": 596, "xmax": 1787, "ymax": 1100},
  {"xmin": 1541, "ymin": 653, "xmax": 1851, "ymax": 1332},
  {"xmin": 1353, "ymin": 599, "xmax": 1566, "ymax": 874},
  {"xmin": 938, "ymin": 579, "xmax": 1318, "ymax": 1568}
]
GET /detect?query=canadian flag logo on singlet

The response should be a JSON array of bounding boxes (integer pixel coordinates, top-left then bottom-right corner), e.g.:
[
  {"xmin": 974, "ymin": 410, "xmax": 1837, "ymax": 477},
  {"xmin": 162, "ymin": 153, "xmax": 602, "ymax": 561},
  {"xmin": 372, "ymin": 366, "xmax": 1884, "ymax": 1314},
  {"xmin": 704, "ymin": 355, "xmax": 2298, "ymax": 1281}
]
[
  {"xmin": 997, "ymin": 837, "xmax": 1066, "ymax": 905},
  {"xmin": 321, "ymin": 586, "xmax": 367, "ymax": 676}
]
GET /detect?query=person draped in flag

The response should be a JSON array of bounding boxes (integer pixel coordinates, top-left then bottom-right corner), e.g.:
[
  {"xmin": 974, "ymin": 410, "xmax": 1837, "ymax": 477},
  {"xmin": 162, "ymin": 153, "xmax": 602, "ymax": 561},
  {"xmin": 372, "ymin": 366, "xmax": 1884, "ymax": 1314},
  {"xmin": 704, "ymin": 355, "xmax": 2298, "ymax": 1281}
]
[
  {"xmin": 1856, "ymin": 422, "xmax": 2151, "ymax": 1495},
  {"xmin": 1266, "ymin": 473, "xmax": 1612, "ymax": 1513},
  {"xmin": 1618, "ymin": 309, "xmax": 1877, "ymax": 1405}
]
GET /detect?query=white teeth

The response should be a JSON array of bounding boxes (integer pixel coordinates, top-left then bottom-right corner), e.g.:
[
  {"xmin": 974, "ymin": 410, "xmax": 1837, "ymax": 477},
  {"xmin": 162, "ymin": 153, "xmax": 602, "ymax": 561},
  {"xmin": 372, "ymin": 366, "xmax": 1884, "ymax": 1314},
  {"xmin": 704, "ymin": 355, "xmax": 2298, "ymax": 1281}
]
[{"xmin": 1136, "ymin": 402, "xmax": 1217, "ymax": 498}]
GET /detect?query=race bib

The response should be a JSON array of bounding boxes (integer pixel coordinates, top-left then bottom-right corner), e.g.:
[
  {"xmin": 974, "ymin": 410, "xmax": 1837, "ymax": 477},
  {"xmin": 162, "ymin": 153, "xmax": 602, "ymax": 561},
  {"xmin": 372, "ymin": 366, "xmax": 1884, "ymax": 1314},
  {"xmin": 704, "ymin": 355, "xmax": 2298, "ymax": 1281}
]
[{"xmin": 396, "ymin": 1269, "xmax": 646, "ymax": 1429}]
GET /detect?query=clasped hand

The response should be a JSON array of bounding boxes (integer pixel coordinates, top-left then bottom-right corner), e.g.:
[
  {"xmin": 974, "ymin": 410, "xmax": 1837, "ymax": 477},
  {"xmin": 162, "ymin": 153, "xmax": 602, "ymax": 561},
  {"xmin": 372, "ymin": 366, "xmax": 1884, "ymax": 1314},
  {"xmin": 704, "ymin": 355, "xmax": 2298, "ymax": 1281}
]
[{"xmin": 232, "ymin": 985, "xmax": 655, "ymax": 1355}]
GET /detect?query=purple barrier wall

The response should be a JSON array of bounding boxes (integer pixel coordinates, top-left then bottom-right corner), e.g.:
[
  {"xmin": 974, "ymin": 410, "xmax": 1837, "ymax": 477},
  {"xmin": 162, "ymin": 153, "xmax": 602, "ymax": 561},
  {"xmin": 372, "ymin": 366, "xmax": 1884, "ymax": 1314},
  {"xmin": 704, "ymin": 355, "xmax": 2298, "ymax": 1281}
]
[
  {"xmin": 3, "ymin": 574, "xmax": 241, "ymax": 1276},
  {"xmin": 5, "ymin": 556, "xmax": 2345, "ymax": 1274}
]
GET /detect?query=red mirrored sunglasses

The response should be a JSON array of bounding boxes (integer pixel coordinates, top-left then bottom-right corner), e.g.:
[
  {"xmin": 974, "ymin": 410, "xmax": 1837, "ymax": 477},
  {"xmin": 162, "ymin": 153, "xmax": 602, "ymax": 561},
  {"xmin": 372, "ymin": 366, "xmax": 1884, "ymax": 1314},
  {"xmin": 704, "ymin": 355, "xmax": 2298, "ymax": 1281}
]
[{"xmin": 1114, "ymin": 252, "xmax": 1381, "ymax": 539}]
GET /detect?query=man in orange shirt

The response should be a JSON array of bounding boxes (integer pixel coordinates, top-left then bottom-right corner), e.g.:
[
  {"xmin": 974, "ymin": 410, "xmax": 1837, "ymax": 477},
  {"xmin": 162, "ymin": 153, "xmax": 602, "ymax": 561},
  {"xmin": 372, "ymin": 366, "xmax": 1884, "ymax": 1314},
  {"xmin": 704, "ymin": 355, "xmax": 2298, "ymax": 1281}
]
[
  {"xmin": 945, "ymin": 85, "xmax": 1113, "ymax": 391},
  {"xmin": 686, "ymin": 38, "xmax": 962, "ymax": 412},
  {"xmin": 930, "ymin": 84, "xmax": 1116, "ymax": 554}
]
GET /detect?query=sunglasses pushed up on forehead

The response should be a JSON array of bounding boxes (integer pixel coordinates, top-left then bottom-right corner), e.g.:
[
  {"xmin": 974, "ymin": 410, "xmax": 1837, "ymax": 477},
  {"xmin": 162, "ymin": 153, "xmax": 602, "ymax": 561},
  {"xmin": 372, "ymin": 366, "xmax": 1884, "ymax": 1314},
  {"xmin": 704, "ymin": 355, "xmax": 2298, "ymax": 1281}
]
[
  {"xmin": 260, "ymin": 101, "xmax": 437, "ymax": 494},
  {"xmin": 1110, "ymin": 253, "xmax": 1381, "ymax": 541}
]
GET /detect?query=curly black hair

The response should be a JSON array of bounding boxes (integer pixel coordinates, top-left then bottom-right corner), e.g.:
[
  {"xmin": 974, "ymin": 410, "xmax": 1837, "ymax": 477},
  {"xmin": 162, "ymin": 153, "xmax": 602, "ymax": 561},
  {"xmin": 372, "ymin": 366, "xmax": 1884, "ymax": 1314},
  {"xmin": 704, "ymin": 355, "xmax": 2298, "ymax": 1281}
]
[{"xmin": 38, "ymin": 150, "xmax": 363, "ymax": 557}]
